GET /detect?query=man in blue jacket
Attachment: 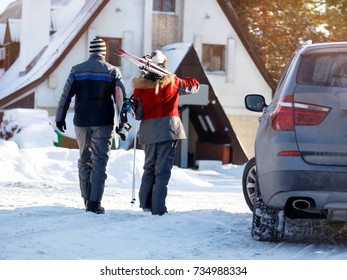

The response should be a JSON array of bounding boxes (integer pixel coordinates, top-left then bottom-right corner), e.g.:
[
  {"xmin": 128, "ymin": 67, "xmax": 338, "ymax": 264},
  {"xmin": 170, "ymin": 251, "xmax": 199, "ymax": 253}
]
[{"xmin": 55, "ymin": 38, "xmax": 126, "ymax": 214}]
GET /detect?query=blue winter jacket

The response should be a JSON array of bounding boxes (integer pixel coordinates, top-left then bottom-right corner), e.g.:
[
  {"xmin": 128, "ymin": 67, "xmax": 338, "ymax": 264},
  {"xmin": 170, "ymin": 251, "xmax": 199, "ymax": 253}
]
[{"xmin": 55, "ymin": 54, "xmax": 125, "ymax": 127}]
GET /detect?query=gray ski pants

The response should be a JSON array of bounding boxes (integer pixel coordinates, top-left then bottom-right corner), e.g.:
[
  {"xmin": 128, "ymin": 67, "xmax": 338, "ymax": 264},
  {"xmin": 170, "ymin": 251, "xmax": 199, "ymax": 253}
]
[
  {"xmin": 139, "ymin": 140, "xmax": 177, "ymax": 215},
  {"xmin": 75, "ymin": 125, "xmax": 113, "ymax": 203}
]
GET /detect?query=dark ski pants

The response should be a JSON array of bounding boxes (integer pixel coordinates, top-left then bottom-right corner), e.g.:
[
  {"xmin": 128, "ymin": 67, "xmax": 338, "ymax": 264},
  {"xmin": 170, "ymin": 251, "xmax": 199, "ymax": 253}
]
[
  {"xmin": 75, "ymin": 125, "xmax": 113, "ymax": 204},
  {"xmin": 139, "ymin": 140, "xmax": 177, "ymax": 215}
]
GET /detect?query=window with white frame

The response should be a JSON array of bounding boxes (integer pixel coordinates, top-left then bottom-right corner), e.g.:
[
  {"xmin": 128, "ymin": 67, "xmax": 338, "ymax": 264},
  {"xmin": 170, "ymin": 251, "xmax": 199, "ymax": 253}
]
[
  {"xmin": 202, "ymin": 44, "xmax": 225, "ymax": 72},
  {"xmin": 153, "ymin": 0, "xmax": 175, "ymax": 12}
]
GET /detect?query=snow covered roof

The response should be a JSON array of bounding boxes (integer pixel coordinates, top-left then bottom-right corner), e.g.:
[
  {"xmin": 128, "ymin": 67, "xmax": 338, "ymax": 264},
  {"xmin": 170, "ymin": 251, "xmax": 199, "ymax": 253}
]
[
  {"xmin": 161, "ymin": 43, "xmax": 192, "ymax": 73},
  {"xmin": 51, "ymin": 0, "xmax": 85, "ymax": 33},
  {"xmin": 0, "ymin": 0, "xmax": 85, "ymax": 45},
  {"xmin": 7, "ymin": 18, "xmax": 20, "ymax": 42},
  {"xmin": 0, "ymin": 18, "xmax": 21, "ymax": 45},
  {"xmin": 0, "ymin": 0, "xmax": 108, "ymax": 103},
  {"xmin": 0, "ymin": 0, "xmax": 21, "ymax": 24}
]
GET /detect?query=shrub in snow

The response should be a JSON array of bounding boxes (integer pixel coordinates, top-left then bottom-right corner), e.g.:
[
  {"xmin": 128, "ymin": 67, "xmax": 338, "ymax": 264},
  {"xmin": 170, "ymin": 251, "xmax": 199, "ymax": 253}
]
[{"xmin": 0, "ymin": 108, "xmax": 58, "ymax": 148}]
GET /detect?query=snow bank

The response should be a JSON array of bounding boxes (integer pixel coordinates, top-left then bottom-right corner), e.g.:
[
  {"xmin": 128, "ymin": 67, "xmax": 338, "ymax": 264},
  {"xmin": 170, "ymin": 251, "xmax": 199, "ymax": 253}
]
[{"xmin": 0, "ymin": 108, "xmax": 58, "ymax": 148}]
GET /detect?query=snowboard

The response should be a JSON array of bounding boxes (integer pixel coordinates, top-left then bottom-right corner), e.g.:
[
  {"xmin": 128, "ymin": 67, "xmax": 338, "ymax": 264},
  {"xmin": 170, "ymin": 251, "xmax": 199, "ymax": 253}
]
[
  {"xmin": 115, "ymin": 49, "xmax": 170, "ymax": 78},
  {"xmin": 114, "ymin": 85, "xmax": 124, "ymax": 129}
]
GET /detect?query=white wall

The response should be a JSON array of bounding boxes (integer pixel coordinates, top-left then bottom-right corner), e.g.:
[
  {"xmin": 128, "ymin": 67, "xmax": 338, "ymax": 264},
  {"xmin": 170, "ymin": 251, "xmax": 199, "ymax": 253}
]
[
  {"xmin": 181, "ymin": 0, "xmax": 272, "ymax": 115},
  {"xmin": 36, "ymin": 37, "xmax": 89, "ymax": 108}
]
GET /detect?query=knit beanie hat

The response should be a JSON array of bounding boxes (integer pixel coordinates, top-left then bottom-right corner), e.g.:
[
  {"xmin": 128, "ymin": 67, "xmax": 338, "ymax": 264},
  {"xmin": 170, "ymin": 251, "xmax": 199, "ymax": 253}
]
[{"xmin": 89, "ymin": 38, "xmax": 106, "ymax": 56}]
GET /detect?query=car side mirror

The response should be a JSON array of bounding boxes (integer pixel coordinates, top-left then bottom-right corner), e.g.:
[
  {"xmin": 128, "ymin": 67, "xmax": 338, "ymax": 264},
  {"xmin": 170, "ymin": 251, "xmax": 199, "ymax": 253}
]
[{"xmin": 244, "ymin": 94, "xmax": 267, "ymax": 112}]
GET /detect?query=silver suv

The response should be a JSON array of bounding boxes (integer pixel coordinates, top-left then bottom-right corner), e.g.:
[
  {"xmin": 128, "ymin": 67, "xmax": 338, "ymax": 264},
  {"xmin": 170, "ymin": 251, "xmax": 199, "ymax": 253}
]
[{"xmin": 243, "ymin": 41, "xmax": 347, "ymax": 241}]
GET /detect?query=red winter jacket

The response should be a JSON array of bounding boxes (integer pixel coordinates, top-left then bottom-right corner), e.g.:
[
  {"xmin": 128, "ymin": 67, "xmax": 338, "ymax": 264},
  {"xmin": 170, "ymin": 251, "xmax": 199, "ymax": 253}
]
[{"xmin": 132, "ymin": 74, "xmax": 199, "ymax": 144}]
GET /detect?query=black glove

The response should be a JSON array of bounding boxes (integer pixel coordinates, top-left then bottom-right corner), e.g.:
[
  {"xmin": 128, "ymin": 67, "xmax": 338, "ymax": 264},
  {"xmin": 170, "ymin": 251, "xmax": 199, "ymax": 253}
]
[{"xmin": 56, "ymin": 120, "xmax": 66, "ymax": 133}]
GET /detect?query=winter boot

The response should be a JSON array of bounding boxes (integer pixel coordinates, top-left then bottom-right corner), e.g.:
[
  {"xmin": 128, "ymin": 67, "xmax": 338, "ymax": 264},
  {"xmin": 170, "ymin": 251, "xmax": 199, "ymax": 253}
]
[{"xmin": 86, "ymin": 201, "xmax": 105, "ymax": 214}]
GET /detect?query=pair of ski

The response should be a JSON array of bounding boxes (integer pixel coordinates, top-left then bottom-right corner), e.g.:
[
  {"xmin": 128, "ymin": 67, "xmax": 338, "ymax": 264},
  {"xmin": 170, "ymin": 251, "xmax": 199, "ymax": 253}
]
[
  {"xmin": 115, "ymin": 49, "xmax": 170, "ymax": 206},
  {"xmin": 115, "ymin": 49, "xmax": 170, "ymax": 78}
]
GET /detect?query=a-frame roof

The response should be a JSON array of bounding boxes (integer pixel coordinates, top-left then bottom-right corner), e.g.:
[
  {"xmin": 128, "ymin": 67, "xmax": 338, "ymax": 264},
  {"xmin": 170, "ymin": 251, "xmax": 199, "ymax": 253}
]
[
  {"xmin": 163, "ymin": 43, "xmax": 248, "ymax": 164},
  {"xmin": 216, "ymin": 0, "xmax": 276, "ymax": 92}
]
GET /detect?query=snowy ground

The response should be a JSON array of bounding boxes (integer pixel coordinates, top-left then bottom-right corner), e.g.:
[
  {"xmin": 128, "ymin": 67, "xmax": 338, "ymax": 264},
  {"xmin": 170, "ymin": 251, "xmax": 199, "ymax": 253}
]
[{"xmin": 2, "ymin": 140, "xmax": 347, "ymax": 263}]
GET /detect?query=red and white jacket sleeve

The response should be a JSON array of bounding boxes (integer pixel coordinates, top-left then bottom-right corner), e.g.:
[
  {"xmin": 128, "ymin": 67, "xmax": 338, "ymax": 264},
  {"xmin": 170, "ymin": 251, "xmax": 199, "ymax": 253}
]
[{"xmin": 177, "ymin": 77, "xmax": 200, "ymax": 95}]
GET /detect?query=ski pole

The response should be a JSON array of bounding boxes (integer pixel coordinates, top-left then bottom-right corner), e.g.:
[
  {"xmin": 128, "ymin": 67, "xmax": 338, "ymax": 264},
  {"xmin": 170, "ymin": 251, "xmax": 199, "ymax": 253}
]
[{"xmin": 130, "ymin": 118, "xmax": 138, "ymax": 205}]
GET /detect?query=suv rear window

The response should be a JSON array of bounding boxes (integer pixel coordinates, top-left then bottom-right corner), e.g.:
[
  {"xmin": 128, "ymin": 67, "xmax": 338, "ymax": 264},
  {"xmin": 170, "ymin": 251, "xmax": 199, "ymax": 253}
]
[{"xmin": 297, "ymin": 52, "xmax": 347, "ymax": 87}]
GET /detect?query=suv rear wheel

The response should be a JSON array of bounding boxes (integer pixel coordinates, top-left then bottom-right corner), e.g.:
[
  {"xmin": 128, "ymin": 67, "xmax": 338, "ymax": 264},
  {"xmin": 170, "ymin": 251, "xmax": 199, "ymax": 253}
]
[
  {"xmin": 252, "ymin": 188, "xmax": 285, "ymax": 242},
  {"xmin": 242, "ymin": 157, "xmax": 257, "ymax": 211}
]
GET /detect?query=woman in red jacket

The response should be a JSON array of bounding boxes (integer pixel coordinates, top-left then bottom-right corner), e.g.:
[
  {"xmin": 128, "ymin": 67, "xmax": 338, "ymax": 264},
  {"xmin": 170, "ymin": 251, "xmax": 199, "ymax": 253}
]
[{"xmin": 133, "ymin": 50, "xmax": 200, "ymax": 215}]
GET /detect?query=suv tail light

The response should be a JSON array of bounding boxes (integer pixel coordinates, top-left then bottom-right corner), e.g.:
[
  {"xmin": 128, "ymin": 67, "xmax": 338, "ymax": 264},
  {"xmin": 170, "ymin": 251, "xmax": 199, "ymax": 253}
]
[
  {"xmin": 271, "ymin": 95, "xmax": 331, "ymax": 131},
  {"xmin": 278, "ymin": 150, "xmax": 300, "ymax": 156}
]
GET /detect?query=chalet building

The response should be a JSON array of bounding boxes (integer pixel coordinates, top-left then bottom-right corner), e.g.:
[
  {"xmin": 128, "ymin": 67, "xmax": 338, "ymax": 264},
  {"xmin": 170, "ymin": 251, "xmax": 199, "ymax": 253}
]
[
  {"xmin": 0, "ymin": 1, "xmax": 20, "ymax": 70},
  {"xmin": 0, "ymin": 0, "xmax": 275, "ymax": 166}
]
